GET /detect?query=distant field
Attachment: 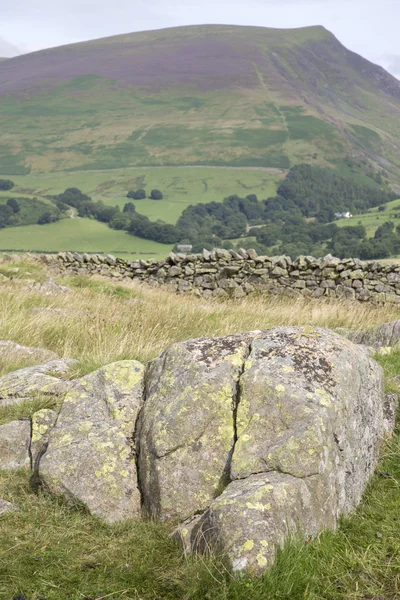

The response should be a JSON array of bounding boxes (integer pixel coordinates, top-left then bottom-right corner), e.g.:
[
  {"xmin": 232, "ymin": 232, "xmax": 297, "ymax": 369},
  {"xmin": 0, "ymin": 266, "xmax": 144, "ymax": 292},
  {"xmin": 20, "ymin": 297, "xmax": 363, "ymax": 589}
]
[
  {"xmin": 10, "ymin": 166, "xmax": 283, "ymax": 224},
  {"xmin": 336, "ymin": 198, "xmax": 400, "ymax": 236},
  {"xmin": 0, "ymin": 218, "xmax": 173, "ymax": 258}
]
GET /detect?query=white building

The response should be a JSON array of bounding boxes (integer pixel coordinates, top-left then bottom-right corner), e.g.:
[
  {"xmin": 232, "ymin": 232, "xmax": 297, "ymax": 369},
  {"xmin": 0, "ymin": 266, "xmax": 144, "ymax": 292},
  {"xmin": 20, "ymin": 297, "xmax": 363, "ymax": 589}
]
[{"xmin": 334, "ymin": 212, "xmax": 352, "ymax": 219}]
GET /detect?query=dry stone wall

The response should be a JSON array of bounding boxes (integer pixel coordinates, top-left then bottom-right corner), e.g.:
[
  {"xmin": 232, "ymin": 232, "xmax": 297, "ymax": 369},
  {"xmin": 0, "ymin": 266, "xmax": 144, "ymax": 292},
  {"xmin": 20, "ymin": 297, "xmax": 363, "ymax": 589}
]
[{"xmin": 52, "ymin": 250, "xmax": 400, "ymax": 304}]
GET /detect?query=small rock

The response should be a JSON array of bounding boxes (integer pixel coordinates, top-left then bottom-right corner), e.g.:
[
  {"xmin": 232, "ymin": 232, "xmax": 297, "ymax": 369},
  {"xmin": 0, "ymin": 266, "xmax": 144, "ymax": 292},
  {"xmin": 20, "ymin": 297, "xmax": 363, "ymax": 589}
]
[
  {"xmin": 0, "ymin": 499, "xmax": 19, "ymax": 515},
  {"xmin": 0, "ymin": 421, "xmax": 31, "ymax": 470},
  {"xmin": 0, "ymin": 341, "xmax": 58, "ymax": 364}
]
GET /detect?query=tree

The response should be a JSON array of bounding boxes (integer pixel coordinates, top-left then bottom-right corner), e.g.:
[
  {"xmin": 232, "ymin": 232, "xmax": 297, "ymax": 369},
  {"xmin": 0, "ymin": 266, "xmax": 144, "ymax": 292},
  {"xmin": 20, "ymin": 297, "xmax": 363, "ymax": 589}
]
[
  {"xmin": 127, "ymin": 189, "xmax": 146, "ymax": 200},
  {"xmin": 123, "ymin": 202, "xmax": 136, "ymax": 213},
  {"xmin": 38, "ymin": 212, "xmax": 54, "ymax": 224},
  {"xmin": 6, "ymin": 198, "xmax": 20, "ymax": 214},
  {"xmin": 374, "ymin": 221, "xmax": 394, "ymax": 239},
  {"xmin": 150, "ymin": 189, "xmax": 163, "ymax": 200},
  {"xmin": 109, "ymin": 213, "xmax": 132, "ymax": 230},
  {"xmin": 0, "ymin": 179, "xmax": 14, "ymax": 191},
  {"xmin": 0, "ymin": 205, "xmax": 13, "ymax": 227}
]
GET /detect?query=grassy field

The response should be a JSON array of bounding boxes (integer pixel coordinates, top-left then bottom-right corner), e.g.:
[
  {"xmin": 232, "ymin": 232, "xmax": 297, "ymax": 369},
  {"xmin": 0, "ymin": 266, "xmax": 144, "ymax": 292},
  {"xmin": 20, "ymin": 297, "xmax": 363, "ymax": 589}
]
[
  {"xmin": 0, "ymin": 218, "xmax": 172, "ymax": 257},
  {"xmin": 0, "ymin": 166, "xmax": 282, "ymax": 256},
  {"xmin": 10, "ymin": 166, "xmax": 283, "ymax": 224},
  {"xmin": 336, "ymin": 198, "xmax": 400, "ymax": 237},
  {"xmin": 0, "ymin": 257, "xmax": 399, "ymax": 599}
]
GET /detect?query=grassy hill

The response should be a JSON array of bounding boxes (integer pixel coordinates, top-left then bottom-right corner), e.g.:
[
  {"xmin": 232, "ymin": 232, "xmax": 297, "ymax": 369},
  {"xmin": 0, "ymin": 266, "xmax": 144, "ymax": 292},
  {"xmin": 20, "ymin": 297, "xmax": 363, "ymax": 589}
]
[{"xmin": 1, "ymin": 25, "xmax": 400, "ymax": 181}]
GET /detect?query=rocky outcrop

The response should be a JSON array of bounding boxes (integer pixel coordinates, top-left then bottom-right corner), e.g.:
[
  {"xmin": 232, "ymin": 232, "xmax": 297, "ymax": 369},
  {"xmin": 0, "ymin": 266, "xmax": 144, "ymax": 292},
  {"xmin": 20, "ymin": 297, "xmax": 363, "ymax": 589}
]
[
  {"xmin": 40, "ymin": 361, "xmax": 145, "ymax": 523},
  {"xmin": 0, "ymin": 328, "xmax": 396, "ymax": 575},
  {"xmin": 52, "ymin": 251, "xmax": 400, "ymax": 304},
  {"xmin": 0, "ymin": 359, "xmax": 77, "ymax": 408},
  {"xmin": 168, "ymin": 327, "xmax": 392, "ymax": 574}
]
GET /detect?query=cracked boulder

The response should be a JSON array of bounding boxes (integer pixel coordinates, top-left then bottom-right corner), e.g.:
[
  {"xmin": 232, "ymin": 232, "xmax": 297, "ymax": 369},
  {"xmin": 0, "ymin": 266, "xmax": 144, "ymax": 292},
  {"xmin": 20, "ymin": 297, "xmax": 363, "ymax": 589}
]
[
  {"xmin": 31, "ymin": 408, "xmax": 58, "ymax": 465},
  {"xmin": 0, "ymin": 359, "xmax": 77, "ymax": 408},
  {"xmin": 172, "ymin": 327, "xmax": 394, "ymax": 574},
  {"xmin": 138, "ymin": 332, "xmax": 258, "ymax": 520},
  {"xmin": 40, "ymin": 361, "xmax": 145, "ymax": 523}
]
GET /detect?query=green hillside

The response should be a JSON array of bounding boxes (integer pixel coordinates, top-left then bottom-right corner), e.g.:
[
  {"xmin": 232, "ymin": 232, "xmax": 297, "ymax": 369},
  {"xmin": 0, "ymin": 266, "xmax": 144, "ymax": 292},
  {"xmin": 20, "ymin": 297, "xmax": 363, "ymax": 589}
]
[{"xmin": 1, "ymin": 25, "xmax": 400, "ymax": 182}]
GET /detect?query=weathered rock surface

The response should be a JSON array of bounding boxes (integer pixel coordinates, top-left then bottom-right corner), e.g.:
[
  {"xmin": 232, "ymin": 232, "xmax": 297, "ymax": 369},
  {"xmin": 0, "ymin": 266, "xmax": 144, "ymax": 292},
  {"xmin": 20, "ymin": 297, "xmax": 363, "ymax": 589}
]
[
  {"xmin": 0, "ymin": 421, "xmax": 31, "ymax": 470},
  {"xmin": 0, "ymin": 340, "xmax": 58, "ymax": 364},
  {"xmin": 32, "ymin": 277, "xmax": 73, "ymax": 296},
  {"xmin": 40, "ymin": 361, "xmax": 145, "ymax": 522},
  {"xmin": 192, "ymin": 473, "xmax": 319, "ymax": 573},
  {"xmin": 0, "ymin": 499, "xmax": 19, "ymax": 515},
  {"xmin": 337, "ymin": 320, "xmax": 400, "ymax": 349},
  {"xmin": 138, "ymin": 332, "xmax": 257, "ymax": 520},
  {"xmin": 0, "ymin": 359, "xmax": 76, "ymax": 407},
  {"xmin": 31, "ymin": 408, "xmax": 58, "ymax": 465},
  {"xmin": 165, "ymin": 327, "xmax": 394, "ymax": 574}
]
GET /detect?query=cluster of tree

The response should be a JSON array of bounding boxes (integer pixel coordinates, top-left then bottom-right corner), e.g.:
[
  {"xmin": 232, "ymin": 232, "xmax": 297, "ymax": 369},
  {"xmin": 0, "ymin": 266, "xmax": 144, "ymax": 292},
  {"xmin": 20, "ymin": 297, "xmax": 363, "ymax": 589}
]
[
  {"xmin": 49, "ymin": 164, "xmax": 400, "ymax": 260},
  {"xmin": 0, "ymin": 197, "xmax": 61, "ymax": 228},
  {"xmin": 126, "ymin": 189, "xmax": 163, "ymax": 200},
  {"xmin": 53, "ymin": 189, "xmax": 178, "ymax": 243},
  {"xmin": 55, "ymin": 188, "xmax": 120, "ymax": 223},
  {"xmin": 328, "ymin": 222, "xmax": 400, "ymax": 260},
  {"xmin": 109, "ymin": 201, "xmax": 179, "ymax": 243},
  {"xmin": 276, "ymin": 164, "xmax": 396, "ymax": 223},
  {"xmin": 0, "ymin": 179, "xmax": 14, "ymax": 191}
]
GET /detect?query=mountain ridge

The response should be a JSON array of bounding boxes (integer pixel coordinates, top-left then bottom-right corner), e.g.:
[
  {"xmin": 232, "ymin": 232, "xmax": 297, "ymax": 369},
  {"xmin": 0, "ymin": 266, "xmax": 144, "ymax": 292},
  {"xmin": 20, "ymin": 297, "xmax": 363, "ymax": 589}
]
[{"xmin": 1, "ymin": 24, "xmax": 400, "ymax": 180}]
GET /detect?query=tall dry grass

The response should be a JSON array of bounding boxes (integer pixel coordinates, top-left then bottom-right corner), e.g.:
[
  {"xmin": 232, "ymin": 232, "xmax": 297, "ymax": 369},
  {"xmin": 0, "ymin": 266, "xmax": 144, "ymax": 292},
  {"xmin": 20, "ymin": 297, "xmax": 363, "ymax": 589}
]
[{"xmin": 1, "ymin": 263, "xmax": 400, "ymax": 376}]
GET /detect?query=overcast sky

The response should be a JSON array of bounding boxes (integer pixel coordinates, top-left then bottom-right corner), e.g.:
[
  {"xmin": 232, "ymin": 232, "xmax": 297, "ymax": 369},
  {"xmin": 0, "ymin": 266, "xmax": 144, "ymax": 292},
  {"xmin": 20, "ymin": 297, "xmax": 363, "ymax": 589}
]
[{"xmin": 2, "ymin": 0, "xmax": 400, "ymax": 77}]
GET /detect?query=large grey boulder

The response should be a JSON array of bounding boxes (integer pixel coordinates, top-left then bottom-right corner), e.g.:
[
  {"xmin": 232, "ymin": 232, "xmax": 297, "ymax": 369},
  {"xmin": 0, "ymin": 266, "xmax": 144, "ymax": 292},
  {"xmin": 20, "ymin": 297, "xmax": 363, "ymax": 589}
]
[
  {"xmin": 40, "ymin": 361, "xmax": 145, "ymax": 523},
  {"xmin": 0, "ymin": 420, "xmax": 31, "ymax": 470},
  {"xmin": 138, "ymin": 332, "xmax": 258, "ymax": 521},
  {"xmin": 166, "ymin": 327, "xmax": 394, "ymax": 574},
  {"xmin": 0, "ymin": 359, "xmax": 76, "ymax": 408}
]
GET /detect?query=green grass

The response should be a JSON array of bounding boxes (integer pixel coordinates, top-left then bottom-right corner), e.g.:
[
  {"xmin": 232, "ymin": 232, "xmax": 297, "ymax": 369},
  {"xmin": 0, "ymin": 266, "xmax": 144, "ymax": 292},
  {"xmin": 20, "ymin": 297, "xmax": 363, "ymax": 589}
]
[
  {"xmin": 0, "ymin": 395, "xmax": 61, "ymax": 425},
  {"xmin": 336, "ymin": 198, "xmax": 400, "ymax": 237},
  {"xmin": 0, "ymin": 358, "xmax": 399, "ymax": 598},
  {"xmin": 0, "ymin": 166, "xmax": 283, "ymax": 257},
  {"xmin": 10, "ymin": 167, "xmax": 283, "ymax": 224},
  {"xmin": 0, "ymin": 218, "xmax": 173, "ymax": 257},
  {"xmin": 0, "ymin": 261, "xmax": 400, "ymax": 599},
  {"xmin": 2, "ymin": 260, "xmax": 400, "ymax": 598}
]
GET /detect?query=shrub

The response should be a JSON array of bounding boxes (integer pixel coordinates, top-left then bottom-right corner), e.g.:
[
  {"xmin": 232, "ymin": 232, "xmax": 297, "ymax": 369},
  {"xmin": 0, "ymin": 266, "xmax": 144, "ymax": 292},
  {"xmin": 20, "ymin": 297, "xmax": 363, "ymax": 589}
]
[
  {"xmin": 150, "ymin": 189, "xmax": 163, "ymax": 200},
  {"xmin": 6, "ymin": 198, "xmax": 20, "ymax": 214},
  {"xmin": 0, "ymin": 179, "xmax": 14, "ymax": 191},
  {"xmin": 127, "ymin": 189, "xmax": 146, "ymax": 200}
]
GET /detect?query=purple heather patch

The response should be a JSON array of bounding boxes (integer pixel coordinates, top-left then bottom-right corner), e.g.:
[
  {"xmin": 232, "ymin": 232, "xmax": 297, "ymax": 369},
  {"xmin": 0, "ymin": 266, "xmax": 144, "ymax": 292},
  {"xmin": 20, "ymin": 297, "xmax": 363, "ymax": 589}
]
[{"xmin": 0, "ymin": 37, "xmax": 265, "ymax": 97}]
